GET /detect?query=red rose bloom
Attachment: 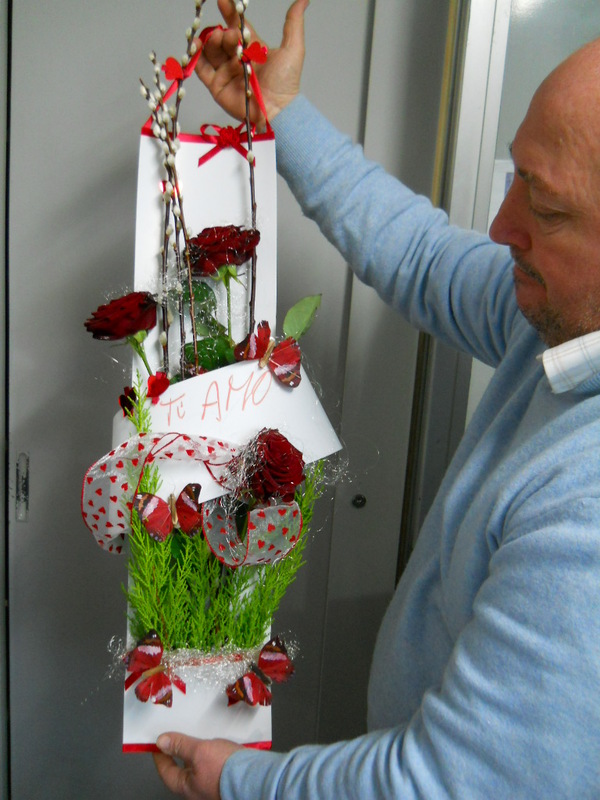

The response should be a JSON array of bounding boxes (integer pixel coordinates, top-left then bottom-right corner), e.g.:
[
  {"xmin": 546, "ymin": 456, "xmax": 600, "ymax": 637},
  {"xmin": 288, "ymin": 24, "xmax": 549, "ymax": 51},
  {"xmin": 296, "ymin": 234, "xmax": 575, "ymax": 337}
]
[
  {"xmin": 248, "ymin": 428, "xmax": 305, "ymax": 503},
  {"xmin": 84, "ymin": 291, "xmax": 157, "ymax": 340},
  {"xmin": 188, "ymin": 225, "xmax": 260, "ymax": 277}
]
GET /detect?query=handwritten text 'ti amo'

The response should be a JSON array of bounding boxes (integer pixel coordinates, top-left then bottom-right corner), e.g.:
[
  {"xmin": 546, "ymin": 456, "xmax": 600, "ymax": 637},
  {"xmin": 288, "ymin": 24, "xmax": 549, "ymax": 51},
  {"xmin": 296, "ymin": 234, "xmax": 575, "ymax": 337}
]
[{"xmin": 157, "ymin": 368, "xmax": 273, "ymax": 426}]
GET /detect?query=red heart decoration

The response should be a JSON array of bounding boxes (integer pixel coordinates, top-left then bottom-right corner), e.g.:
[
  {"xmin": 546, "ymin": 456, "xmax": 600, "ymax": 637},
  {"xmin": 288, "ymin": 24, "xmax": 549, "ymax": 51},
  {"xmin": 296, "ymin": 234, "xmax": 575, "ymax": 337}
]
[{"xmin": 162, "ymin": 56, "xmax": 184, "ymax": 81}]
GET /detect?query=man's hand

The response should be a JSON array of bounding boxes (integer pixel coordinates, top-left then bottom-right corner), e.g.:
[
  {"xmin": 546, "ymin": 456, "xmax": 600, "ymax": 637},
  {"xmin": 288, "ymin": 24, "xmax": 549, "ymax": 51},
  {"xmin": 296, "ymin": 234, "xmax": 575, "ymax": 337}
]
[
  {"xmin": 195, "ymin": 0, "xmax": 309, "ymax": 125},
  {"xmin": 153, "ymin": 732, "xmax": 243, "ymax": 799}
]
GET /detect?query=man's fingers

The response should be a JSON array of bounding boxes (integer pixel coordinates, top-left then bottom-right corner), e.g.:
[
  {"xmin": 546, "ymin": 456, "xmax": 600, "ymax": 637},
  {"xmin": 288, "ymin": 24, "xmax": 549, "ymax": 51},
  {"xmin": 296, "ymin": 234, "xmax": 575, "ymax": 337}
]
[
  {"xmin": 217, "ymin": 0, "xmax": 240, "ymax": 29},
  {"xmin": 157, "ymin": 732, "xmax": 200, "ymax": 763},
  {"xmin": 217, "ymin": 0, "xmax": 264, "ymax": 51},
  {"xmin": 153, "ymin": 750, "xmax": 190, "ymax": 796},
  {"xmin": 199, "ymin": 25, "xmax": 237, "ymax": 69},
  {"xmin": 281, "ymin": 0, "xmax": 309, "ymax": 53}
]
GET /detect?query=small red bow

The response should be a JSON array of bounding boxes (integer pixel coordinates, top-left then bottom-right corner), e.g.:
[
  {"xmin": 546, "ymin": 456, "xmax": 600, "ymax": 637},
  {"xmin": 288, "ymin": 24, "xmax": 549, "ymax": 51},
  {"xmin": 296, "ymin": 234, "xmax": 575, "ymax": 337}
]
[
  {"xmin": 240, "ymin": 41, "xmax": 268, "ymax": 66},
  {"xmin": 197, "ymin": 123, "xmax": 253, "ymax": 167}
]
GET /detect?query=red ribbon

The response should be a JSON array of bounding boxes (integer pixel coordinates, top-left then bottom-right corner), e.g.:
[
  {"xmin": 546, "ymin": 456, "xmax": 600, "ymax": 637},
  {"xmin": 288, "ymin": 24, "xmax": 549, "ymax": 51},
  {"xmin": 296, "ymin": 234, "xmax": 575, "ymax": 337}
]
[
  {"xmin": 239, "ymin": 40, "xmax": 272, "ymax": 134},
  {"xmin": 197, "ymin": 123, "xmax": 253, "ymax": 167},
  {"xmin": 142, "ymin": 28, "xmax": 273, "ymax": 139},
  {"xmin": 141, "ymin": 37, "xmax": 207, "ymax": 136}
]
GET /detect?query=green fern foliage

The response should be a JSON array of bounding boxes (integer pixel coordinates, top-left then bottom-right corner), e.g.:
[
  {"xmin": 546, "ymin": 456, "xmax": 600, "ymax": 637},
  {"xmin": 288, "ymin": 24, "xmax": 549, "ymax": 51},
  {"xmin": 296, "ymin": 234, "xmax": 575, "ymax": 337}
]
[{"xmin": 125, "ymin": 453, "xmax": 325, "ymax": 652}]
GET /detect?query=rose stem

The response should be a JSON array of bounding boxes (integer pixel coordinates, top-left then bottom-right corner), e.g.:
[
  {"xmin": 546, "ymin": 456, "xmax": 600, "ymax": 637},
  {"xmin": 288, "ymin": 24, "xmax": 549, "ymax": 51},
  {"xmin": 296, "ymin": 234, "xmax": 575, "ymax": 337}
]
[
  {"xmin": 172, "ymin": 222, "xmax": 186, "ymax": 378},
  {"xmin": 160, "ymin": 202, "xmax": 170, "ymax": 375},
  {"xmin": 127, "ymin": 335, "xmax": 154, "ymax": 376},
  {"xmin": 226, "ymin": 273, "xmax": 233, "ymax": 341}
]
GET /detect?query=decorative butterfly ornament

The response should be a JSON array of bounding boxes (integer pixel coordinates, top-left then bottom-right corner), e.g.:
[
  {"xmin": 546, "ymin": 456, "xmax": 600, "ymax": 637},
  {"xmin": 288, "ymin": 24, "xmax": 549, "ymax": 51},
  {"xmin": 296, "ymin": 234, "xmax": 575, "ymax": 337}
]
[
  {"xmin": 134, "ymin": 482, "xmax": 202, "ymax": 541},
  {"xmin": 124, "ymin": 630, "xmax": 185, "ymax": 707},
  {"xmin": 226, "ymin": 636, "xmax": 294, "ymax": 706},
  {"xmin": 235, "ymin": 321, "xmax": 302, "ymax": 388}
]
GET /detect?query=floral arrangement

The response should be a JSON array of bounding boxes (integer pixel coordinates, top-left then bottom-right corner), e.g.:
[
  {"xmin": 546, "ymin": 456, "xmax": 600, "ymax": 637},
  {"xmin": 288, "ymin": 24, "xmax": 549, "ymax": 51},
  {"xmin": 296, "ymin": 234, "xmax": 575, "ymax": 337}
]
[{"xmin": 81, "ymin": 0, "xmax": 338, "ymax": 720}]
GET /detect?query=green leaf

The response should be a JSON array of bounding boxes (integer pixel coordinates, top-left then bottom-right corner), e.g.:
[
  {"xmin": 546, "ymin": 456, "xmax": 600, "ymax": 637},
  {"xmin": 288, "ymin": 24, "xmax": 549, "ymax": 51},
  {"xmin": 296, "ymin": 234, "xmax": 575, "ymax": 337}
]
[
  {"xmin": 282, "ymin": 294, "xmax": 322, "ymax": 340},
  {"xmin": 170, "ymin": 532, "xmax": 186, "ymax": 564},
  {"xmin": 211, "ymin": 264, "xmax": 242, "ymax": 288},
  {"xmin": 182, "ymin": 280, "xmax": 218, "ymax": 325},
  {"xmin": 184, "ymin": 334, "xmax": 235, "ymax": 372},
  {"xmin": 130, "ymin": 330, "xmax": 148, "ymax": 345}
]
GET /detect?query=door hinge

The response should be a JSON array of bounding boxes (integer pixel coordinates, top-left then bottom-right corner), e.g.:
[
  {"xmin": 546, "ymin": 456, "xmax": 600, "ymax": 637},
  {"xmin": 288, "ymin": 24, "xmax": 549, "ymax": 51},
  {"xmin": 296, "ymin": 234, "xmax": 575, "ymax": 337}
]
[{"xmin": 15, "ymin": 452, "xmax": 29, "ymax": 522}]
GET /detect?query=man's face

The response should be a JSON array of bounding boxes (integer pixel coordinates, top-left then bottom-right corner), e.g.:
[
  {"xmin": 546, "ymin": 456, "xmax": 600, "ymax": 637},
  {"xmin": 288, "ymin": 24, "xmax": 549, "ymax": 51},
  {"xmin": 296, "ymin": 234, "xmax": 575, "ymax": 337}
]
[{"xmin": 488, "ymin": 84, "xmax": 600, "ymax": 347}]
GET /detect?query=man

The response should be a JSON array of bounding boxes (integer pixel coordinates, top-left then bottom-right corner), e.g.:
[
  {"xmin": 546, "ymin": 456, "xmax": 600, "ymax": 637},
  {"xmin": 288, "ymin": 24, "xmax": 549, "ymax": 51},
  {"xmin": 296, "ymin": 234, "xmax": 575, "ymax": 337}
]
[{"xmin": 153, "ymin": 2, "xmax": 600, "ymax": 797}]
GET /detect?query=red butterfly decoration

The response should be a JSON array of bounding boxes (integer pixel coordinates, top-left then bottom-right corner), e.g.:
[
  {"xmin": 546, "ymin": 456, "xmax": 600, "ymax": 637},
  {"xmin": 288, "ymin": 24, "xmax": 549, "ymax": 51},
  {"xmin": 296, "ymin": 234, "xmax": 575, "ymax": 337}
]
[
  {"xmin": 124, "ymin": 630, "xmax": 185, "ymax": 707},
  {"xmin": 266, "ymin": 337, "xmax": 301, "ymax": 388},
  {"xmin": 235, "ymin": 321, "xmax": 302, "ymax": 388},
  {"xmin": 134, "ymin": 483, "xmax": 202, "ymax": 541},
  {"xmin": 226, "ymin": 636, "xmax": 294, "ymax": 707}
]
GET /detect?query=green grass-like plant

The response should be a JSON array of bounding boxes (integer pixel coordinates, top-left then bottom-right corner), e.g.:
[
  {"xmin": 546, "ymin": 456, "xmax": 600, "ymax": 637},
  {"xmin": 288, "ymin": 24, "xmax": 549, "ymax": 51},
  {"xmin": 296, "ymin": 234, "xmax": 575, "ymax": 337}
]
[{"xmin": 123, "ymin": 375, "xmax": 324, "ymax": 652}]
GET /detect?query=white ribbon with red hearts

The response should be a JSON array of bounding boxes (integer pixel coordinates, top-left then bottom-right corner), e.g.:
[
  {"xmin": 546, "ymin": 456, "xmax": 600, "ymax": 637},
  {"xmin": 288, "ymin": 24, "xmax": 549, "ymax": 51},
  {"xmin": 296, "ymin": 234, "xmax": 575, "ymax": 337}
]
[
  {"xmin": 202, "ymin": 498, "xmax": 302, "ymax": 567},
  {"xmin": 81, "ymin": 432, "xmax": 236, "ymax": 553}
]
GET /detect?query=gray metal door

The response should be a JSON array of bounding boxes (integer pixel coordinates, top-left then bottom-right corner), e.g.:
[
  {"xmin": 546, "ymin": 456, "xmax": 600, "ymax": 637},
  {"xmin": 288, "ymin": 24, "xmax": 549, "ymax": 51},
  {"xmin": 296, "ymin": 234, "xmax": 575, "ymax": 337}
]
[{"xmin": 3, "ymin": 1, "xmax": 450, "ymax": 796}]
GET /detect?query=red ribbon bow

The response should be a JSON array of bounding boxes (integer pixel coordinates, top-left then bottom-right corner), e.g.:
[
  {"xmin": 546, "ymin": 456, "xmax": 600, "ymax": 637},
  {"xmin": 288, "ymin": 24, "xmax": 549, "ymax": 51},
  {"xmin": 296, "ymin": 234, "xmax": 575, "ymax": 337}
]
[
  {"xmin": 239, "ymin": 40, "xmax": 271, "ymax": 132},
  {"xmin": 197, "ymin": 123, "xmax": 253, "ymax": 167},
  {"xmin": 142, "ymin": 28, "xmax": 272, "ymax": 139}
]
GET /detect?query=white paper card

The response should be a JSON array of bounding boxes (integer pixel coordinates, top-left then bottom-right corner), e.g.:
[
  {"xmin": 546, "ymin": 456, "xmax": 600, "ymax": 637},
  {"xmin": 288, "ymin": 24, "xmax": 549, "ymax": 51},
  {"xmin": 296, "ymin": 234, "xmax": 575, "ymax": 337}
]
[
  {"xmin": 133, "ymin": 132, "xmax": 277, "ymax": 373},
  {"xmin": 113, "ymin": 360, "xmax": 342, "ymax": 502}
]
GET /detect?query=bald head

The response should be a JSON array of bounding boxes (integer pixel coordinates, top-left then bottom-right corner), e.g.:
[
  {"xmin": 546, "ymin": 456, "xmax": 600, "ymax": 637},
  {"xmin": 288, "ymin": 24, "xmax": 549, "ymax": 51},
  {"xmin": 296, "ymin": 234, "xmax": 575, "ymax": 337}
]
[
  {"xmin": 540, "ymin": 36, "xmax": 600, "ymax": 95},
  {"xmin": 527, "ymin": 38, "xmax": 600, "ymax": 157}
]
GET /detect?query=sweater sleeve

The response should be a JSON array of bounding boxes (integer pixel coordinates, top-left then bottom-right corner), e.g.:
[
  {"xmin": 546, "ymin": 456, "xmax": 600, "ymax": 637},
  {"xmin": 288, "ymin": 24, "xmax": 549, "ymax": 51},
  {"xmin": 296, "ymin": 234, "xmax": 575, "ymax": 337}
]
[
  {"xmin": 271, "ymin": 96, "xmax": 519, "ymax": 368},
  {"xmin": 220, "ymin": 485, "xmax": 600, "ymax": 799},
  {"xmin": 218, "ymin": 99, "xmax": 600, "ymax": 800}
]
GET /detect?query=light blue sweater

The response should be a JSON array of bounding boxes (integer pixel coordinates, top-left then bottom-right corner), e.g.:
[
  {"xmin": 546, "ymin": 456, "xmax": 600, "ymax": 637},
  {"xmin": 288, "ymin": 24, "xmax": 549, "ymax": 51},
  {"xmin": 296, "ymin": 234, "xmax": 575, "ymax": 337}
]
[{"xmin": 221, "ymin": 96, "xmax": 600, "ymax": 799}]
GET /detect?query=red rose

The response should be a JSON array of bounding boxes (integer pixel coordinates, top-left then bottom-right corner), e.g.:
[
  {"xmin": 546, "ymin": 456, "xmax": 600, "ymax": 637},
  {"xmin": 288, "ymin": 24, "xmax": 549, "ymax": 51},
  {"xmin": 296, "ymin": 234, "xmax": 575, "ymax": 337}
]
[
  {"xmin": 84, "ymin": 291, "xmax": 157, "ymax": 340},
  {"xmin": 248, "ymin": 428, "xmax": 305, "ymax": 503},
  {"xmin": 188, "ymin": 225, "xmax": 260, "ymax": 277}
]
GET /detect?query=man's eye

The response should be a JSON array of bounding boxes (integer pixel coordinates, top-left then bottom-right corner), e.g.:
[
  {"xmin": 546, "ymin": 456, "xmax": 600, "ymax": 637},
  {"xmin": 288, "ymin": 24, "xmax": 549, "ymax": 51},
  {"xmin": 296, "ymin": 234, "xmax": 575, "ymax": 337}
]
[{"xmin": 529, "ymin": 206, "xmax": 564, "ymax": 223}]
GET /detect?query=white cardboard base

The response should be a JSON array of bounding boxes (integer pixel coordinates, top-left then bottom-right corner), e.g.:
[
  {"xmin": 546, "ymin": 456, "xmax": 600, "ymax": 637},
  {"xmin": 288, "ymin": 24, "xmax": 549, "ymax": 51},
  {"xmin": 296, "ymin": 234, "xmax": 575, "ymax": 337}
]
[{"xmin": 123, "ymin": 678, "xmax": 272, "ymax": 752}]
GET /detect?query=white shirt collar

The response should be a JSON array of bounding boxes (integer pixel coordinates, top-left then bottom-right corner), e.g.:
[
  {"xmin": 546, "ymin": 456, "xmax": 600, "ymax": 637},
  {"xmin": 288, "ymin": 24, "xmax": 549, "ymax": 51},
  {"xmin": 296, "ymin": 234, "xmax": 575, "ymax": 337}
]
[{"xmin": 540, "ymin": 330, "xmax": 600, "ymax": 393}]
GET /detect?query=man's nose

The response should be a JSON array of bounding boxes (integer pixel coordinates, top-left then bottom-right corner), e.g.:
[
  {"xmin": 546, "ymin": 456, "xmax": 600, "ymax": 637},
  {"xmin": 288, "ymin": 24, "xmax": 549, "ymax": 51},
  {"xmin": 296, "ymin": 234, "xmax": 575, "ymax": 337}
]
[{"xmin": 489, "ymin": 179, "xmax": 531, "ymax": 252}]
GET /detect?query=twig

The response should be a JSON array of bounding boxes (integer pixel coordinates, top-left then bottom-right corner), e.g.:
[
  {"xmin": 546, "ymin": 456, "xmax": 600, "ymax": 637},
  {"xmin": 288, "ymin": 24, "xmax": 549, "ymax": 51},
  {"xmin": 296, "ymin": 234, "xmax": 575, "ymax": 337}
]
[{"xmin": 239, "ymin": 11, "xmax": 258, "ymax": 336}]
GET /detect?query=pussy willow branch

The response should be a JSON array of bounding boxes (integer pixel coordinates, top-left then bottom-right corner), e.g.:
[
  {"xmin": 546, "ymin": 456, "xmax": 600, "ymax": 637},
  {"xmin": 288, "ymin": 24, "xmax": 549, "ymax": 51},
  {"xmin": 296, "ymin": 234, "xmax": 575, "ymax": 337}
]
[
  {"xmin": 239, "ymin": 11, "xmax": 258, "ymax": 336},
  {"xmin": 140, "ymin": 0, "xmax": 208, "ymax": 378},
  {"xmin": 168, "ymin": 0, "xmax": 208, "ymax": 374},
  {"xmin": 160, "ymin": 203, "xmax": 171, "ymax": 375}
]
